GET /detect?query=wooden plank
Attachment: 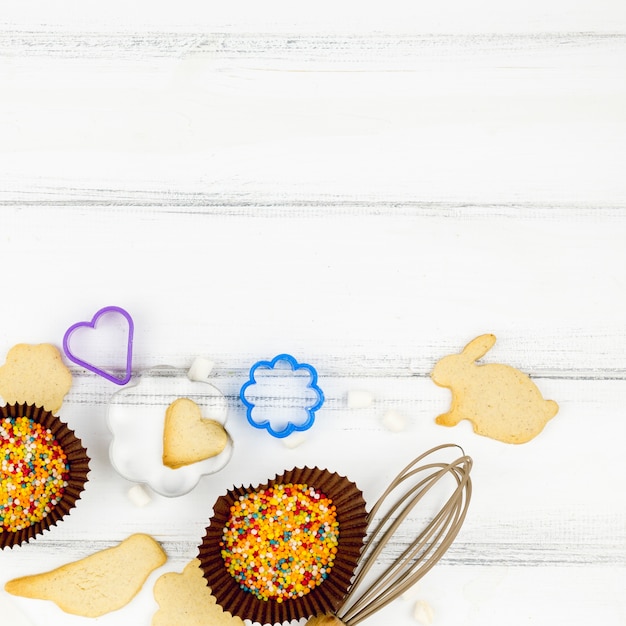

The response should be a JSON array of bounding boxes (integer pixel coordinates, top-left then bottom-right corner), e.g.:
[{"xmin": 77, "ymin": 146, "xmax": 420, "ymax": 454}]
[
  {"xmin": 1, "ymin": 6, "xmax": 625, "ymax": 624},
  {"xmin": 2, "ymin": 207, "xmax": 625, "ymax": 375},
  {"xmin": 1, "ymin": 34, "xmax": 624, "ymax": 205},
  {"xmin": 2, "ymin": 1, "xmax": 626, "ymax": 33}
]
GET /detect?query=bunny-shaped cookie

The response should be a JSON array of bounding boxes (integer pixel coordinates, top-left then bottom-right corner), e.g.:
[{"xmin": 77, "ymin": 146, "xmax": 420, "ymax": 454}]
[{"xmin": 431, "ymin": 334, "xmax": 558, "ymax": 444}]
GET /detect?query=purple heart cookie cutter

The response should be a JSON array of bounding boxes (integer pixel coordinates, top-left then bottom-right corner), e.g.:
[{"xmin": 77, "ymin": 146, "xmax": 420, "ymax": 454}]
[{"xmin": 63, "ymin": 306, "xmax": 134, "ymax": 385}]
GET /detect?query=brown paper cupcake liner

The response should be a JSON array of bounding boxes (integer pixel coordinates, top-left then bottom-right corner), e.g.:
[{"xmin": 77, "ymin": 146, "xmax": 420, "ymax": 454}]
[
  {"xmin": 0, "ymin": 402, "xmax": 90, "ymax": 549},
  {"xmin": 198, "ymin": 466, "xmax": 368, "ymax": 626}
]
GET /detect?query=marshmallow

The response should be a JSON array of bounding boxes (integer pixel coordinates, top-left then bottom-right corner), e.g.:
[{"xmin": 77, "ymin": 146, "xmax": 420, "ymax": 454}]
[
  {"xmin": 346, "ymin": 390, "xmax": 374, "ymax": 409},
  {"xmin": 413, "ymin": 600, "xmax": 435, "ymax": 625},
  {"xmin": 187, "ymin": 357, "xmax": 215, "ymax": 382},
  {"xmin": 382, "ymin": 409, "xmax": 407, "ymax": 432},
  {"xmin": 127, "ymin": 484, "xmax": 152, "ymax": 507}
]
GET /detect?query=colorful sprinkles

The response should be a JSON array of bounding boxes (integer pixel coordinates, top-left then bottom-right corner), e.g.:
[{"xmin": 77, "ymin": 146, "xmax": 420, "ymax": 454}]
[
  {"xmin": 220, "ymin": 482, "xmax": 340, "ymax": 602},
  {"xmin": 0, "ymin": 416, "xmax": 69, "ymax": 533}
]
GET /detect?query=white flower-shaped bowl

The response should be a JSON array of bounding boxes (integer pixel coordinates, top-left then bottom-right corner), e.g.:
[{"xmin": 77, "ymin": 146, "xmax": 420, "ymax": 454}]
[{"xmin": 107, "ymin": 366, "xmax": 233, "ymax": 497}]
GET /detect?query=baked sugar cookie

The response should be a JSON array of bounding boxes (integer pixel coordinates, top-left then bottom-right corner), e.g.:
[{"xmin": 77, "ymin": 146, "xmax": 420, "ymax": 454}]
[
  {"xmin": 162, "ymin": 398, "xmax": 228, "ymax": 469},
  {"xmin": 431, "ymin": 334, "xmax": 558, "ymax": 444},
  {"xmin": 0, "ymin": 344, "xmax": 72, "ymax": 413},
  {"xmin": 5, "ymin": 533, "xmax": 166, "ymax": 617},
  {"xmin": 152, "ymin": 559, "xmax": 244, "ymax": 626}
]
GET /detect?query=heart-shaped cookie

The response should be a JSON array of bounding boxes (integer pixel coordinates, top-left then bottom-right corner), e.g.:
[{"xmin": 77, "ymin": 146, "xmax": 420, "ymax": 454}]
[{"xmin": 163, "ymin": 398, "xmax": 228, "ymax": 469}]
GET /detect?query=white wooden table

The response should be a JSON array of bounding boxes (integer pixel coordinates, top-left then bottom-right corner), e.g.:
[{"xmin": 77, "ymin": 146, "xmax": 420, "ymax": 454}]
[{"xmin": 1, "ymin": 3, "xmax": 625, "ymax": 625}]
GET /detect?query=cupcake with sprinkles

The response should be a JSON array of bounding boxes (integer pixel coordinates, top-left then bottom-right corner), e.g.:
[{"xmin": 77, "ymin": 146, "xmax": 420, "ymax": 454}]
[
  {"xmin": 0, "ymin": 403, "xmax": 89, "ymax": 549},
  {"xmin": 199, "ymin": 467, "xmax": 368, "ymax": 625}
]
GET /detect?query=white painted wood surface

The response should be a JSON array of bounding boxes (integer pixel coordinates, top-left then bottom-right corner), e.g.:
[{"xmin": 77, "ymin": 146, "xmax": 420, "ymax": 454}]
[{"xmin": 1, "ymin": 3, "xmax": 625, "ymax": 625}]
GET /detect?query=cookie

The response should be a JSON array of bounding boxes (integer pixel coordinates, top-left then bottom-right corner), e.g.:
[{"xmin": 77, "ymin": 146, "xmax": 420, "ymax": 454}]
[
  {"xmin": 5, "ymin": 533, "xmax": 166, "ymax": 617},
  {"xmin": 0, "ymin": 344, "xmax": 72, "ymax": 414},
  {"xmin": 431, "ymin": 334, "xmax": 559, "ymax": 443},
  {"xmin": 162, "ymin": 397, "xmax": 228, "ymax": 469},
  {"xmin": 152, "ymin": 559, "xmax": 244, "ymax": 626}
]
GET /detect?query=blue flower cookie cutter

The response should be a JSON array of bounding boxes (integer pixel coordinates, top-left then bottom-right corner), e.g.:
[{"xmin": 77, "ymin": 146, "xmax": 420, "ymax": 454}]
[{"xmin": 240, "ymin": 353, "xmax": 324, "ymax": 438}]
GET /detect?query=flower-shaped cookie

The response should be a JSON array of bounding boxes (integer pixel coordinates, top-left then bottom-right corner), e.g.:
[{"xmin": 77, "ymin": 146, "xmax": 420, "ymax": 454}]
[
  {"xmin": 107, "ymin": 366, "xmax": 232, "ymax": 497},
  {"xmin": 0, "ymin": 344, "xmax": 72, "ymax": 413},
  {"xmin": 152, "ymin": 559, "xmax": 244, "ymax": 626},
  {"xmin": 240, "ymin": 354, "xmax": 324, "ymax": 438}
]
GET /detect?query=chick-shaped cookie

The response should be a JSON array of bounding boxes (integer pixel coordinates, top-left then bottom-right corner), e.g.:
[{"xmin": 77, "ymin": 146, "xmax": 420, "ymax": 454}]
[
  {"xmin": 5, "ymin": 534, "xmax": 166, "ymax": 617},
  {"xmin": 152, "ymin": 559, "xmax": 244, "ymax": 626},
  {"xmin": 0, "ymin": 343, "xmax": 72, "ymax": 414},
  {"xmin": 162, "ymin": 398, "xmax": 228, "ymax": 469},
  {"xmin": 431, "ymin": 334, "xmax": 558, "ymax": 444}
]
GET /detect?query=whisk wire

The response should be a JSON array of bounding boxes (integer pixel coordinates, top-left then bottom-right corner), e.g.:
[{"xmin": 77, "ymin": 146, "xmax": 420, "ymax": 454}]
[{"xmin": 336, "ymin": 444, "xmax": 472, "ymax": 626}]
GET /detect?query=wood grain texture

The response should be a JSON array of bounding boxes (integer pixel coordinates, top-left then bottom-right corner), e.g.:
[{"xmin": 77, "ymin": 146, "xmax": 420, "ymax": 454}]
[
  {"xmin": 1, "ymin": 33, "xmax": 625, "ymax": 205},
  {"xmin": 1, "ymin": 6, "xmax": 626, "ymax": 625},
  {"xmin": 2, "ymin": 0, "xmax": 626, "ymax": 33},
  {"xmin": 2, "ymin": 207, "xmax": 625, "ymax": 378}
]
